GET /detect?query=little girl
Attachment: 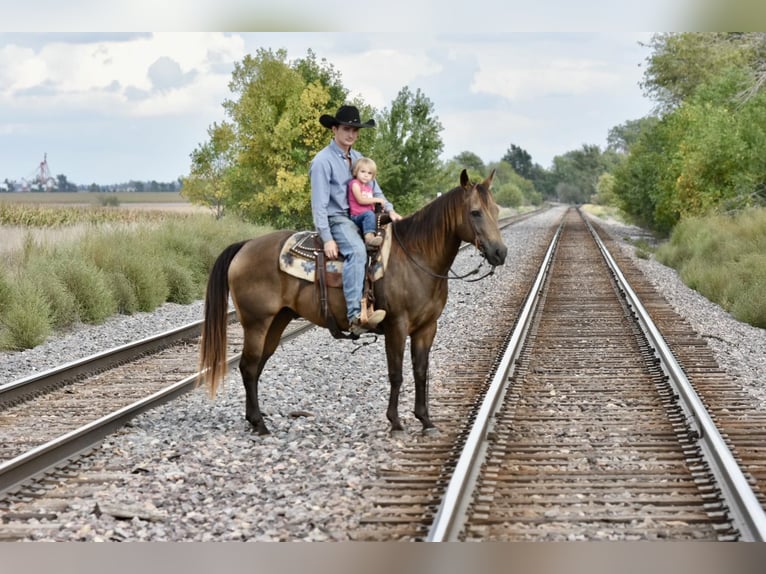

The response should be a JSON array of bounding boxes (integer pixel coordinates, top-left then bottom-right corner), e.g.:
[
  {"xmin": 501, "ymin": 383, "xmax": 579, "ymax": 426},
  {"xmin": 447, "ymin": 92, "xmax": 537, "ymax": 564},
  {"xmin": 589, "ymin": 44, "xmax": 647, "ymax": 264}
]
[{"xmin": 348, "ymin": 157, "xmax": 385, "ymax": 248}]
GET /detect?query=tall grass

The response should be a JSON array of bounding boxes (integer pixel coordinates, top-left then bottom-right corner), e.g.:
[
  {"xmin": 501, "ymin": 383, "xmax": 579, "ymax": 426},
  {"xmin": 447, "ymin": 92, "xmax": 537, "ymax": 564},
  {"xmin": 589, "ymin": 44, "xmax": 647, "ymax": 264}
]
[
  {"xmin": 0, "ymin": 214, "xmax": 268, "ymax": 350},
  {"xmin": 656, "ymin": 207, "xmax": 766, "ymax": 328}
]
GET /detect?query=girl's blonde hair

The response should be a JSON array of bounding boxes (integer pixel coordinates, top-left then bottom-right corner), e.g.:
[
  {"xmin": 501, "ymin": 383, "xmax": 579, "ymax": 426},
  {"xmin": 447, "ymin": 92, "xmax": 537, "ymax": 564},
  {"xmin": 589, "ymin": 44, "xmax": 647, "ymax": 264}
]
[{"xmin": 352, "ymin": 157, "xmax": 377, "ymax": 178}]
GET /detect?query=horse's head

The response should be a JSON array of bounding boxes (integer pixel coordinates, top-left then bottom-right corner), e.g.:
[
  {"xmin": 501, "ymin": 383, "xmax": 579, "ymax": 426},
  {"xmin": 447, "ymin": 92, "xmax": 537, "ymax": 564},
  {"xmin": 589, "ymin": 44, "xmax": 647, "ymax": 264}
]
[{"xmin": 459, "ymin": 169, "xmax": 508, "ymax": 266}]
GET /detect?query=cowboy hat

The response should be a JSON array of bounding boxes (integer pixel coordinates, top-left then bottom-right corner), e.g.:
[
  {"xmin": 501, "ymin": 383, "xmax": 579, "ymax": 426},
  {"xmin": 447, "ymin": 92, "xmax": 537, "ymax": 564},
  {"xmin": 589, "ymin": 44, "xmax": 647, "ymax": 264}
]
[{"xmin": 319, "ymin": 105, "xmax": 376, "ymax": 129}]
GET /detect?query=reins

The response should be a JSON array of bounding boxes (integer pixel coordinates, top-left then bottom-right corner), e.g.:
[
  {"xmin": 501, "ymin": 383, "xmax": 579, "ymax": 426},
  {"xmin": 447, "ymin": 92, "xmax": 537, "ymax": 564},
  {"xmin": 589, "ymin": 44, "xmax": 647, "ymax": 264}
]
[{"xmin": 390, "ymin": 218, "xmax": 497, "ymax": 282}]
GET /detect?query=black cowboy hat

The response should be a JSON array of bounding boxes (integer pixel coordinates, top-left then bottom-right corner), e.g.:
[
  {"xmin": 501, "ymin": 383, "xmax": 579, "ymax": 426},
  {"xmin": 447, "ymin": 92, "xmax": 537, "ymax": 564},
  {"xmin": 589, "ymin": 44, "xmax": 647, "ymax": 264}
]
[{"xmin": 319, "ymin": 105, "xmax": 376, "ymax": 129}]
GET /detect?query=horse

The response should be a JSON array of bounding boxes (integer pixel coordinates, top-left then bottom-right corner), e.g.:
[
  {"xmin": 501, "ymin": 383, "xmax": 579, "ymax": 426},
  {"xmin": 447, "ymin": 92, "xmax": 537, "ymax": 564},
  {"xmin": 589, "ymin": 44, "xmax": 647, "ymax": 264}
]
[{"xmin": 198, "ymin": 169, "xmax": 507, "ymax": 435}]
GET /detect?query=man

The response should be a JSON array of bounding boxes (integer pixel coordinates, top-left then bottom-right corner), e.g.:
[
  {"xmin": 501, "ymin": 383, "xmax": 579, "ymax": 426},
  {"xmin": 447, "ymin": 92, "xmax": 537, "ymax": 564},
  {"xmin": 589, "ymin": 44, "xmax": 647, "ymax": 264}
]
[{"xmin": 310, "ymin": 105, "xmax": 402, "ymax": 335}]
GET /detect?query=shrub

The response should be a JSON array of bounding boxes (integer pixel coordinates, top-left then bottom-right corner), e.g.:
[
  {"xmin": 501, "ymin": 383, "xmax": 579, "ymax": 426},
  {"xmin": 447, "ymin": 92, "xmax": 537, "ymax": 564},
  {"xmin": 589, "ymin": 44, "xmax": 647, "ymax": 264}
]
[
  {"xmin": 657, "ymin": 207, "xmax": 766, "ymax": 329},
  {"xmin": 162, "ymin": 258, "xmax": 198, "ymax": 304},
  {"xmin": 51, "ymin": 255, "xmax": 117, "ymax": 324},
  {"xmin": 24, "ymin": 258, "xmax": 80, "ymax": 329},
  {"xmin": 107, "ymin": 270, "xmax": 140, "ymax": 315},
  {"xmin": 0, "ymin": 278, "xmax": 52, "ymax": 350}
]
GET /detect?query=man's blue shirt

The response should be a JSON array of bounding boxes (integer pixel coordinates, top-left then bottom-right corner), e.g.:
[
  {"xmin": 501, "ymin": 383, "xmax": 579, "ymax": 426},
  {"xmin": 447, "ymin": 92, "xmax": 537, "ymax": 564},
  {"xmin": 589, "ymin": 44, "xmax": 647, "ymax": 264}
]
[{"xmin": 310, "ymin": 139, "xmax": 391, "ymax": 243}]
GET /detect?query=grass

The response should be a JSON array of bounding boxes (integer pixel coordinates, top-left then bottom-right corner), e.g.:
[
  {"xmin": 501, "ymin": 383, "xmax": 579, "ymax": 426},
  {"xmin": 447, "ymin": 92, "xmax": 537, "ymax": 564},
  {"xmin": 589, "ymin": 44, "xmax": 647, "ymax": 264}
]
[
  {"xmin": 656, "ymin": 207, "xmax": 766, "ymax": 328},
  {"xmin": 0, "ymin": 212, "xmax": 270, "ymax": 350}
]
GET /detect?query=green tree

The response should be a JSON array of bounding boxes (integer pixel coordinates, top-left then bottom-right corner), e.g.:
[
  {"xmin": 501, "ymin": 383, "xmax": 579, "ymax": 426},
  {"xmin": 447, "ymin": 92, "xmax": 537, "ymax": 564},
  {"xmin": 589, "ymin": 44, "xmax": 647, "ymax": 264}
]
[
  {"xmin": 502, "ymin": 144, "xmax": 534, "ymax": 179},
  {"xmin": 222, "ymin": 48, "xmax": 342, "ymax": 228},
  {"xmin": 607, "ymin": 117, "xmax": 660, "ymax": 155},
  {"xmin": 549, "ymin": 144, "xmax": 609, "ymax": 204},
  {"xmin": 453, "ymin": 151, "xmax": 485, "ymax": 175},
  {"xmin": 184, "ymin": 48, "xmax": 355, "ymax": 229},
  {"xmin": 615, "ymin": 38, "xmax": 766, "ymax": 233},
  {"xmin": 181, "ymin": 121, "xmax": 237, "ymax": 219},
  {"xmin": 489, "ymin": 160, "xmax": 540, "ymax": 208},
  {"xmin": 640, "ymin": 33, "xmax": 756, "ymax": 112},
  {"xmin": 369, "ymin": 87, "xmax": 444, "ymax": 214}
]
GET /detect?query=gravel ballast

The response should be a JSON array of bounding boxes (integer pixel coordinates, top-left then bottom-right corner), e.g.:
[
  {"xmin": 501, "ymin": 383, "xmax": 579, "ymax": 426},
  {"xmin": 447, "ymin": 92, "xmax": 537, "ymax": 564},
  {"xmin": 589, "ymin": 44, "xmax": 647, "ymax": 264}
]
[{"xmin": 1, "ymin": 206, "xmax": 764, "ymax": 541}]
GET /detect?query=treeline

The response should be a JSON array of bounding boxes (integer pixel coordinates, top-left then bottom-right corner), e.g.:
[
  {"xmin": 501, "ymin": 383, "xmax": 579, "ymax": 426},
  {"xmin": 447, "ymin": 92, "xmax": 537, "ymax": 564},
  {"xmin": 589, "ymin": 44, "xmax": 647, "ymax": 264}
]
[
  {"xmin": 609, "ymin": 33, "xmax": 766, "ymax": 235},
  {"xmin": 1, "ymin": 177, "xmax": 182, "ymax": 194}
]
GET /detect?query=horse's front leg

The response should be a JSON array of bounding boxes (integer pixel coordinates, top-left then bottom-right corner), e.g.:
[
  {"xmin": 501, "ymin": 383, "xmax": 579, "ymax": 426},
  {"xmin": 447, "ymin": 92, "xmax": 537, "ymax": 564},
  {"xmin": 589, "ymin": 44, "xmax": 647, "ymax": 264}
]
[
  {"xmin": 411, "ymin": 322, "xmax": 438, "ymax": 433},
  {"xmin": 384, "ymin": 327, "xmax": 407, "ymax": 433}
]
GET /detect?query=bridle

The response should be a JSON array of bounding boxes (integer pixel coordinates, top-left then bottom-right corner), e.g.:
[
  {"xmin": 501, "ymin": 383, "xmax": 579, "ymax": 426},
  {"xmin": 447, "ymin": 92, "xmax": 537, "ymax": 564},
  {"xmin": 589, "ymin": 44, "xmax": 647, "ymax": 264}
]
[{"xmin": 390, "ymin": 189, "xmax": 498, "ymax": 282}]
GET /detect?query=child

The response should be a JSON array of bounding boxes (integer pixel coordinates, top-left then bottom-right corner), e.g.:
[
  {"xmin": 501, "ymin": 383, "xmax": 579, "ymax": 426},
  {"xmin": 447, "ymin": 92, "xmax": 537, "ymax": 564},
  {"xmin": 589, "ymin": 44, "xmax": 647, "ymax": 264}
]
[{"xmin": 348, "ymin": 157, "xmax": 385, "ymax": 248}]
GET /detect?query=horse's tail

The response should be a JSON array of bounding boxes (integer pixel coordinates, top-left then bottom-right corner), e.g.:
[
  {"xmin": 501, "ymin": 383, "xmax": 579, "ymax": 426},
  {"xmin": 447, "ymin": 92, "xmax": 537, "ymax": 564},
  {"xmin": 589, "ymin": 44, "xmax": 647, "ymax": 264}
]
[{"xmin": 198, "ymin": 240, "xmax": 248, "ymax": 398}]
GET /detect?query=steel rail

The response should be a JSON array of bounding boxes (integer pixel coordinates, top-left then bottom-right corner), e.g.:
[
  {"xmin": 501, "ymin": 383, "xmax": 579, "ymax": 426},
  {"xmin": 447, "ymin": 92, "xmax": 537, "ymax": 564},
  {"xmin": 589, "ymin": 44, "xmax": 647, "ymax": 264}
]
[
  {"xmin": 426, "ymin": 217, "xmax": 565, "ymax": 542},
  {"xmin": 0, "ymin": 322, "xmax": 313, "ymax": 496},
  {"xmin": 0, "ymin": 316, "xmax": 228, "ymax": 407},
  {"xmin": 584, "ymin": 213, "xmax": 766, "ymax": 542}
]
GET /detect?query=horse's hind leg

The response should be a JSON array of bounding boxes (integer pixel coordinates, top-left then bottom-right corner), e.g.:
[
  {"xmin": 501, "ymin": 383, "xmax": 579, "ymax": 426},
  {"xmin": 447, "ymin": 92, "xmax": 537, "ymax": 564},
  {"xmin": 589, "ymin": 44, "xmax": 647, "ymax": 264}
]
[
  {"xmin": 384, "ymin": 329, "xmax": 407, "ymax": 433},
  {"xmin": 411, "ymin": 324, "xmax": 438, "ymax": 432},
  {"xmin": 240, "ymin": 310, "xmax": 293, "ymax": 435}
]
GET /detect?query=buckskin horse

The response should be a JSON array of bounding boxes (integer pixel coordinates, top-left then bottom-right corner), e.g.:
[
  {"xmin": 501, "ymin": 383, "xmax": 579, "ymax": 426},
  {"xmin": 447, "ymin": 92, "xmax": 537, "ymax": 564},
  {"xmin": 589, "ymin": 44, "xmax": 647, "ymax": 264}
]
[{"xmin": 198, "ymin": 169, "xmax": 507, "ymax": 435}]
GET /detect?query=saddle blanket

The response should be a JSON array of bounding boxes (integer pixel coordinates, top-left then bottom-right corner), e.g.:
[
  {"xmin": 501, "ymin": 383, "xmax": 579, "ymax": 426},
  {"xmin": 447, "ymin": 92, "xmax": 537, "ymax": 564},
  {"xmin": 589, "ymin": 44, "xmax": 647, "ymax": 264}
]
[{"xmin": 278, "ymin": 225, "xmax": 392, "ymax": 284}]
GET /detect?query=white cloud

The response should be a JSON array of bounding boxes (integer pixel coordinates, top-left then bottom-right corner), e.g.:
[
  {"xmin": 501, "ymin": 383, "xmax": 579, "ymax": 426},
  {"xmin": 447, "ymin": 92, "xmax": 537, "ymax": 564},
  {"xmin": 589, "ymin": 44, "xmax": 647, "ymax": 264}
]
[
  {"xmin": 474, "ymin": 58, "xmax": 621, "ymax": 101},
  {"xmin": 440, "ymin": 108, "xmax": 542, "ymax": 162},
  {"xmin": 0, "ymin": 33, "xmax": 246, "ymax": 117},
  {"xmin": 331, "ymin": 48, "xmax": 442, "ymax": 109}
]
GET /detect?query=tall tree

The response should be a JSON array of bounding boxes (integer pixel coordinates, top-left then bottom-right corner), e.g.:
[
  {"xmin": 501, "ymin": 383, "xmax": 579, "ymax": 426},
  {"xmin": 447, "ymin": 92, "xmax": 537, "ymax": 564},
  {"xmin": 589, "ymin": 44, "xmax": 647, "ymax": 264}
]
[
  {"xmin": 181, "ymin": 121, "xmax": 236, "ymax": 219},
  {"xmin": 185, "ymin": 48, "xmax": 349, "ymax": 229},
  {"xmin": 607, "ymin": 117, "xmax": 659, "ymax": 155},
  {"xmin": 502, "ymin": 144, "xmax": 534, "ymax": 179},
  {"xmin": 640, "ymin": 33, "xmax": 754, "ymax": 112},
  {"xmin": 550, "ymin": 144, "xmax": 609, "ymax": 204},
  {"xmin": 453, "ymin": 151, "xmax": 486, "ymax": 176},
  {"xmin": 369, "ymin": 87, "xmax": 444, "ymax": 213}
]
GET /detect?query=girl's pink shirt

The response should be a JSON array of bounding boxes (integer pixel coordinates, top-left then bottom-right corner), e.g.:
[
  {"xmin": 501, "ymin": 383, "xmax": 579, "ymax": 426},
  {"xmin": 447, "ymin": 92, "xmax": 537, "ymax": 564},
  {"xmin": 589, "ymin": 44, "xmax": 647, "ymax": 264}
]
[{"xmin": 348, "ymin": 178, "xmax": 375, "ymax": 216}]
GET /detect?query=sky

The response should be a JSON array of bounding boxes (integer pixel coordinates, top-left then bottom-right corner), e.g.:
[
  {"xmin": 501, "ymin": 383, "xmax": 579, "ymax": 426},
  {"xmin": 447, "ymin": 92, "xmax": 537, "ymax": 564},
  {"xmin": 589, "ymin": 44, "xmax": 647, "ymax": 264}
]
[{"xmin": 2, "ymin": 0, "xmax": 761, "ymax": 187}]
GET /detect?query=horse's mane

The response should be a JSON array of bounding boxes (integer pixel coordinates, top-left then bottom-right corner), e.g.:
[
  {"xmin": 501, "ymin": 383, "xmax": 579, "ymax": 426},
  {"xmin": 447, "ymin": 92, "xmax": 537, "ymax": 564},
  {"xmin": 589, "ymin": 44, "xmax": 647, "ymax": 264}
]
[{"xmin": 393, "ymin": 181, "xmax": 492, "ymax": 259}]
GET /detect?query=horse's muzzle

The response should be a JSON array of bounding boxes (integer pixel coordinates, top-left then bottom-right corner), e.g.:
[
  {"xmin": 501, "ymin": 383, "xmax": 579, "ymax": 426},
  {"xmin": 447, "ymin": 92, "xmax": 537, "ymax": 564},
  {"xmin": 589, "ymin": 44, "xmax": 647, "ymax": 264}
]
[{"xmin": 484, "ymin": 242, "xmax": 508, "ymax": 266}]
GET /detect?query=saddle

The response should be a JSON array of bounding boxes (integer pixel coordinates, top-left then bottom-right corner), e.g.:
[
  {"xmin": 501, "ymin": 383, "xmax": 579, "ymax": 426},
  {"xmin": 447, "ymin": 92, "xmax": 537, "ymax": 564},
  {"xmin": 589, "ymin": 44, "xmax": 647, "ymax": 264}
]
[{"xmin": 279, "ymin": 210, "xmax": 391, "ymax": 339}]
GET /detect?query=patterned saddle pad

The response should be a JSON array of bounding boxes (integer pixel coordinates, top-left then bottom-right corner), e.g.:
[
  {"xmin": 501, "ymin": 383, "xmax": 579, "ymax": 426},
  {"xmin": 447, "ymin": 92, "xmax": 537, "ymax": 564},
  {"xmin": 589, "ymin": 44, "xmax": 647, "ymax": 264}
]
[{"xmin": 278, "ymin": 226, "xmax": 391, "ymax": 284}]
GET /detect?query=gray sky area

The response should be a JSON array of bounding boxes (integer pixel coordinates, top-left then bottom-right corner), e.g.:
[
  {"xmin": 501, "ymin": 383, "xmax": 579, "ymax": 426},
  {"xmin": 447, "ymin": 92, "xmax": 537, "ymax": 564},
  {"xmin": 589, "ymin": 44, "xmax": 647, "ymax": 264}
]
[{"xmin": 2, "ymin": 1, "xmax": 746, "ymax": 185}]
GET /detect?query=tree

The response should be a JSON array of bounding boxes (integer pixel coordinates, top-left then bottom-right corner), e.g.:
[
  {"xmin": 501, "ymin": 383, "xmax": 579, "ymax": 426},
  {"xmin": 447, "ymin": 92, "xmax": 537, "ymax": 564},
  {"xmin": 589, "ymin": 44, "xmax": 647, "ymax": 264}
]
[
  {"xmin": 453, "ymin": 151, "xmax": 485, "ymax": 175},
  {"xmin": 181, "ymin": 121, "xmax": 236, "ymax": 219},
  {"xmin": 640, "ymin": 33, "xmax": 755, "ymax": 113},
  {"xmin": 488, "ymin": 160, "xmax": 540, "ymax": 208},
  {"xmin": 185, "ymin": 48, "xmax": 349, "ymax": 229},
  {"xmin": 550, "ymin": 144, "xmax": 608, "ymax": 204},
  {"xmin": 614, "ymin": 35, "xmax": 766, "ymax": 233},
  {"xmin": 607, "ymin": 117, "xmax": 659, "ymax": 155},
  {"xmin": 368, "ymin": 87, "xmax": 444, "ymax": 213},
  {"xmin": 502, "ymin": 144, "xmax": 534, "ymax": 179}
]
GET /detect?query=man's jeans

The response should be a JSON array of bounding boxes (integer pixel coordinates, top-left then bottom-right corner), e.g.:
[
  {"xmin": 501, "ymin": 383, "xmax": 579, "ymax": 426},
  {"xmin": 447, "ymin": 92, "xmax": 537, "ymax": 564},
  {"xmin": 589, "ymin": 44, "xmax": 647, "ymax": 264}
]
[{"xmin": 328, "ymin": 214, "xmax": 366, "ymax": 322}]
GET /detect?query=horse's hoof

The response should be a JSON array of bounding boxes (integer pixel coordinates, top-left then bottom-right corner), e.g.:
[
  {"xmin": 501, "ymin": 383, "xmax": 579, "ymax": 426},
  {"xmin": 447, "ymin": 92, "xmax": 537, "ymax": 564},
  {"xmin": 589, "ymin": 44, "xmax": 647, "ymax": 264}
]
[
  {"xmin": 421, "ymin": 426, "xmax": 440, "ymax": 436},
  {"xmin": 389, "ymin": 428, "xmax": 406, "ymax": 439},
  {"xmin": 247, "ymin": 421, "xmax": 271, "ymax": 435}
]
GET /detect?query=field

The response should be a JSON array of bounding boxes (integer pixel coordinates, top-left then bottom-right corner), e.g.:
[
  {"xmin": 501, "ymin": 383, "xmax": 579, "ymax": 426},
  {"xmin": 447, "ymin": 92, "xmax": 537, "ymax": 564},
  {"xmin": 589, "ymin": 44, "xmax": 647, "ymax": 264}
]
[{"xmin": 0, "ymin": 191, "xmax": 209, "ymax": 254}]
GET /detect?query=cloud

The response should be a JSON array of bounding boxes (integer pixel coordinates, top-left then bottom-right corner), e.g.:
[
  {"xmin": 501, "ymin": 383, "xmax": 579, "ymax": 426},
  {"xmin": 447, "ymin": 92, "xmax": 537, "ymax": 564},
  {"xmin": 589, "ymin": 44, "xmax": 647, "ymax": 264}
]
[
  {"xmin": 148, "ymin": 56, "xmax": 197, "ymax": 91},
  {"xmin": 440, "ymin": 108, "xmax": 541, "ymax": 162},
  {"xmin": 474, "ymin": 58, "xmax": 622, "ymax": 101},
  {"xmin": 0, "ymin": 33, "xmax": 245, "ymax": 118},
  {"xmin": 331, "ymin": 48, "xmax": 442, "ymax": 109}
]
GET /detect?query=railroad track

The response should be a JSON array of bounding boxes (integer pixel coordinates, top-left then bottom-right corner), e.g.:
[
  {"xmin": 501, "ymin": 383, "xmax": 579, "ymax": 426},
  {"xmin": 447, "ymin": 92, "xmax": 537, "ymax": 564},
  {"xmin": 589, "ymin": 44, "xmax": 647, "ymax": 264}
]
[
  {"xmin": 358, "ymin": 207, "xmax": 766, "ymax": 541},
  {"xmin": 0, "ymin": 314, "xmax": 318, "ymax": 497}
]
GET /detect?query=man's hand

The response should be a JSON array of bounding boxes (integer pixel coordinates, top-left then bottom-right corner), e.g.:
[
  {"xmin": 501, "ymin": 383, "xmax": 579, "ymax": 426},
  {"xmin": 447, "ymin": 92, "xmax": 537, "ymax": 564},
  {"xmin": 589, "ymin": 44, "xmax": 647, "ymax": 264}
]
[
  {"xmin": 388, "ymin": 210, "xmax": 403, "ymax": 222},
  {"xmin": 324, "ymin": 239, "xmax": 339, "ymax": 260}
]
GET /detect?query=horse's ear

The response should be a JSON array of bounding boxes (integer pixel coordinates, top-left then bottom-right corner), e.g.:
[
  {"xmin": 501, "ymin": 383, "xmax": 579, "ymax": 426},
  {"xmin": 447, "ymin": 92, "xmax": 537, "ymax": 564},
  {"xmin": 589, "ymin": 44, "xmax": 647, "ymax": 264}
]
[
  {"xmin": 460, "ymin": 169, "xmax": 471, "ymax": 189},
  {"xmin": 483, "ymin": 169, "xmax": 496, "ymax": 190}
]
